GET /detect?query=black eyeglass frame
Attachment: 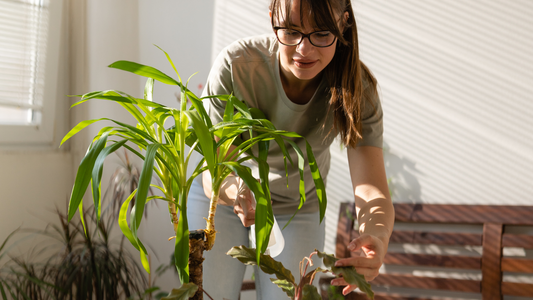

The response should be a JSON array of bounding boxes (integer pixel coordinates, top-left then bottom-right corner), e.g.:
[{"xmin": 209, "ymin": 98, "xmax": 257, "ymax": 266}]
[{"xmin": 273, "ymin": 27, "xmax": 338, "ymax": 48}]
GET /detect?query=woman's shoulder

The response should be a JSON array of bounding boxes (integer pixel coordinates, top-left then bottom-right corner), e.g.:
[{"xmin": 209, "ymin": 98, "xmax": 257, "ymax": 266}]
[{"xmin": 221, "ymin": 34, "xmax": 278, "ymax": 64}]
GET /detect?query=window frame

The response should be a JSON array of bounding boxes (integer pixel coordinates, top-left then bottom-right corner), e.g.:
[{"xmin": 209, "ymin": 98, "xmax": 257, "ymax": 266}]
[{"xmin": 0, "ymin": 0, "xmax": 64, "ymax": 147}]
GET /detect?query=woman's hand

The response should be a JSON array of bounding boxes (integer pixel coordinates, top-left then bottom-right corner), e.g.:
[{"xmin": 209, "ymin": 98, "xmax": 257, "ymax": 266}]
[
  {"xmin": 330, "ymin": 234, "xmax": 386, "ymax": 295},
  {"xmin": 233, "ymin": 182, "xmax": 256, "ymax": 227}
]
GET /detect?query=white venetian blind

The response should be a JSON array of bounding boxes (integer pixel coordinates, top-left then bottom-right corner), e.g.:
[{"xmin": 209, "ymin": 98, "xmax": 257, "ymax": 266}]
[{"xmin": 0, "ymin": 0, "xmax": 49, "ymax": 125}]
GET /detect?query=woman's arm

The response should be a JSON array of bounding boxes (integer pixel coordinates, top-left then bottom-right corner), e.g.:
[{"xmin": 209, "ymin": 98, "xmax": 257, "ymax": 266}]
[{"xmin": 331, "ymin": 146, "xmax": 395, "ymax": 295}]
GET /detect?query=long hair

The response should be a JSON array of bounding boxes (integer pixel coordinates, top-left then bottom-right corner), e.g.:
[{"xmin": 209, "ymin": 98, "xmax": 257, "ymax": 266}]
[{"xmin": 270, "ymin": 0, "xmax": 378, "ymax": 148}]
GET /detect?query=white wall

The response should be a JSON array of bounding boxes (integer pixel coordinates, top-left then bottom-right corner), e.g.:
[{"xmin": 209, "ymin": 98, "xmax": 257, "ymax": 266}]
[{"xmin": 0, "ymin": 0, "xmax": 72, "ymax": 253}]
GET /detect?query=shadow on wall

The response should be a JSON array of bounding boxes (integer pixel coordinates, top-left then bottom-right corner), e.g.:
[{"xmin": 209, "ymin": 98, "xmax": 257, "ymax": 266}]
[{"xmin": 383, "ymin": 141, "xmax": 422, "ymax": 203}]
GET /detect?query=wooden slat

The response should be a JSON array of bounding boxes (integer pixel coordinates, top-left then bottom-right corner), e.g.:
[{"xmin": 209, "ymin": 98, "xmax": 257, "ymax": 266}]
[
  {"xmin": 394, "ymin": 203, "xmax": 533, "ymax": 225},
  {"xmin": 481, "ymin": 223, "xmax": 503, "ymax": 300},
  {"xmin": 371, "ymin": 274, "xmax": 480, "ymax": 292},
  {"xmin": 501, "ymin": 257, "xmax": 533, "ymax": 273},
  {"xmin": 388, "ymin": 230, "xmax": 483, "ymax": 246},
  {"xmin": 336, "ymin": 202, "xmax": 356, "ymax": 258},
  {"xmin": 319, "ymin": 276, "xmax": 465, "ymax": 300},
  {"xmin": 241, "ymin": 279, "xmax": 255, "ymax": 291},
  {"xmin": 501, "ymin": 282, "xmax": 533, "ymax": 297},
  {"xmin": 502, "ymin": 233, "xmax": 533, "ymax": 249},
  {"xmin": 348, "ymin": 293, "xmax": 460, "ymax": 300},
  {"xmin": 384, "ymin": 253, "xmax": 481, "ymax": 269}
]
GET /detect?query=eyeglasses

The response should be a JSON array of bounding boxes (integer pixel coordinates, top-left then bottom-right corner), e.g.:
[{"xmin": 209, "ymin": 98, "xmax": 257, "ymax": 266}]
[{"xmin": 273, "ymin": 27, "xmax": 337, "ymax": 48}]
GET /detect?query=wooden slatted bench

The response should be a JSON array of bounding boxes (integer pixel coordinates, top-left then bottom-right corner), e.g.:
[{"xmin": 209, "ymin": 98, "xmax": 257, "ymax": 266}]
[{"xmin": 320, "ymin": 202, "xmax": 533, "ymax": 300}]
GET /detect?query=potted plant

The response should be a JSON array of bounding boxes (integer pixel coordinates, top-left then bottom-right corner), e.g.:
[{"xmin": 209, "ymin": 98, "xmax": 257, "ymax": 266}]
[
  {"xmin": 62, "ymin": 47, "xmax": 327, "ymax": 299},
  {"xmin": 228, "ymin": 246, "xmax": 374, "ymax": 300}
]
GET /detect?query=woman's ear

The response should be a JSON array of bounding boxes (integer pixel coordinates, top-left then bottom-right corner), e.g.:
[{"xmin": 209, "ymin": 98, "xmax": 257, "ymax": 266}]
[{"xmin": 342, "ymin": 11, "xmax": 350, "ymax": 32}]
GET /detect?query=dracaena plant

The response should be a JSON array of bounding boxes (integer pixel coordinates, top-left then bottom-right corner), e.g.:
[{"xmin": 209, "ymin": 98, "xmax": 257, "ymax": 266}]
[
  {"xmin": 227, "ymin": 246, "xmax": 374, "ymax": 300},
  {"xmin": 62, "ymin": 47, "xmax": 327, "ymax": 296}
]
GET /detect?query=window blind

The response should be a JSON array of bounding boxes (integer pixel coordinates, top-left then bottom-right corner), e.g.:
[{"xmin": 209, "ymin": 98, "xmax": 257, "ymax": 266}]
[{"xmin": 0, "ymin": 0, "xmax": 49, "ymax": 125}]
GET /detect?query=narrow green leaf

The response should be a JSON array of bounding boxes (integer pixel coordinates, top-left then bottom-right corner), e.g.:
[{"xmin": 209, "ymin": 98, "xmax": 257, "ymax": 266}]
[
  {"xmin": 230, "ymin": 95, "xmax": 252, "ymax": 119},
  {"xmin": 79, "ymin": 200, "xmax": 87, "ymax": 236},
  {"xmin": 154, "ymin": 45, "xmax": 182, "ymax": 83},
  {"xmin": 306, "ymin": 141, "xmax": 327, "ymax": 223},
  {"xmin": 68, "ymin": 132, "xmax": 109, "ymax": 221},
  {"xmin": 109, "ymin": 61, "xmax": 180, "ymax": 86},
  {"xmin": 185, "ymin": 110, "xmax": 215, "ymax": 175},
  {"xmin": 145, "ymin": 78, "xmax": 155, "ymax": 101},
  {"xmin": 91, "ymin": 140, "xmax": 127, "ymax": 222},
  {"xmin": 73, "ymin": 90, "xmax": 163, "ymax": 109},
  {"xmin": 285, "ymin": 140, "xmax": 306, "ymax": 208},
  {"xmin": 223, "ymin": 94, "xmax": 234, "ymax": 122},
  {"xmin": 133, "ymin": 143, "xmax": 160, "ymax": 229},
  {"xmin": 118, "ymin": 190, "xmax": 140, "ymax": 251},
  {"xmin": 60, "ymin": 118, "xmax": 103, "ymax": 146},
  {"xmin": 160, "ymin": 283, "xmax": 198, "ymax": 300},
  {"xmin": 188, "ymin": 95, "xmax": 212, "ymax": 129},
  {"xmin": 130, "ymin": 205, "xmax": 151, "ymax": 273},
  {"xmin": 222, "ymin": 162, "xmax": 273, "ymax": 262},
  {"xmin": 175, "ymin": 201, "xmax": 189, "ymax": 283}
]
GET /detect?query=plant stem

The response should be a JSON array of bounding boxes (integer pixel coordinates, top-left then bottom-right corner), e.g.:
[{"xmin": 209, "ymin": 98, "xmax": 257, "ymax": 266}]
[
  {"xmin": 169, "ymin": 200, "xmax": 179, "ymax": 233},
  {"xmin": 204, "ymin": 181, "xmax": 221, "ymax": 251}
]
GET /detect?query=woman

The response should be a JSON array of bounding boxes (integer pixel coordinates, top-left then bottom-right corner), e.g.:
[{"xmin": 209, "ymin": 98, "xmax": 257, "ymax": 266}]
[{"xmin": 187, "ymin": 0, "xmax": 394, "ymax": 298}]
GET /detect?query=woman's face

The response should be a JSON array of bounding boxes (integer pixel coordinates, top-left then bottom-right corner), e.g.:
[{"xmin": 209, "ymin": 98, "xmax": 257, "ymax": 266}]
[{"xmin": 275, "ymin": 0, "xmax": 339, "ymax": 85}]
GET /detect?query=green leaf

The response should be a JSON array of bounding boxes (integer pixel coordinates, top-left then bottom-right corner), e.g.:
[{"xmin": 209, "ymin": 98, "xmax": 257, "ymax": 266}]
[
  {"xmin": 118, "ymin": 190, "xmax": 140, "ymax": 251},
  {"xmin": 222, "ymin": 162, "xmax": 273, "ymax": 261},
  {"xmin": 133, "ymin": 143, "xmax": 160, "ymax": 229},
  {"xmin": 301, "ymin": 284, "xmax": 321, "ymax": 300},
  {"xmin": 223, "ymin": 94, "xmax": 234, "ymax": 122},
  {"xmin": 145, "ymin": 78, "xmax": 154, "ymax": 101},
  {"xmin": 230, "ymin": 95, "xmax": 252, "ymax": 119},
  {"xmin": 175, "ymin": 199, "xmax": 190, "ymax": 284},
  {"xmin": 109, "ymin": 61, "xmax": 180, "ymax": 86},
  {"xmin": 283, "ymin": 139, "xmax": 306, "ymax": 229},
  {"xmin": 306, "ymin": 141, "xmax": 327, "ymax": 223},
  {"xmin": 227, "ymin": 246, "xmax": 295, "ymax": 285},
  {"xmin": 270, "ymin": 279, "xmax": 295, "ymax": 298},
  {"xmin": 160, "ymin": 283, "xmax": 198, "ymax": 300},
  {"xmin": 185, "ymin": 110, "xmax": 215, "ymax": 175},
  {"xmin": 60, "ymin": 118, "xmax": 103, "ymax": 146},
  {"xmin": 91, "ymin": 140, "xmax": 127, "ymax": 222},
  {"xmin": 68, "ymin": 132, "xmax": 109, "ymax": 221},
  {"xmin": 316, "ymin": 250, "xmax": 374, "ymax": 299}
]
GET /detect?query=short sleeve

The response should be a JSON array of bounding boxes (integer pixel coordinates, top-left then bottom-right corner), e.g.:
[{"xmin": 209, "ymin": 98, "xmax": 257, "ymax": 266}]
[{"xmin": 357, "ymin": 86, "xmax": 384, "ymax": 148}]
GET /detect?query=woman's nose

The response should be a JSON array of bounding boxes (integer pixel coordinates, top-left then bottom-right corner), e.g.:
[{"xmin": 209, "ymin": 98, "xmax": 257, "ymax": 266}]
[{"xmin": 296, "ymin": 36, "xmax": 314, "ymax": 56}]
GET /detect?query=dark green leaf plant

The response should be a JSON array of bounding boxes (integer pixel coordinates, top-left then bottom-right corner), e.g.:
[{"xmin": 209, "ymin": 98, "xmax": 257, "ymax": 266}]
[{"xmin": 227, "ymin": 245, "xmax": 374, "ymax": 300}]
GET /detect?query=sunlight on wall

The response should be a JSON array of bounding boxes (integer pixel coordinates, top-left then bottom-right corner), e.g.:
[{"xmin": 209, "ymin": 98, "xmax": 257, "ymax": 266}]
[
  {"xmin": 211, "ymin": 0, "xmax": 272, "ymax": 62},
  {"xmin": 355, "ymin": 0, "xmax": 533, "ymax": 205}
]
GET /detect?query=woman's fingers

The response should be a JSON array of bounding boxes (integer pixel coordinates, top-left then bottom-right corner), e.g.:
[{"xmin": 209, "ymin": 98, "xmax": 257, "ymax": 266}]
[
  {"xmin": 234, "ymin": 188, "xmax": 255, "ymax": 227},
  {"xmin": 330, "ymin": 234, "xmax": 387, "ymax": 295}
]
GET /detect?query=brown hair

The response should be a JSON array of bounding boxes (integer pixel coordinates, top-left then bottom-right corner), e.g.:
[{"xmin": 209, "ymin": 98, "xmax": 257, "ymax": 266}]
[{"xmin": 269, "ymin": 0, "xmax": 378, "ymax": 148}]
